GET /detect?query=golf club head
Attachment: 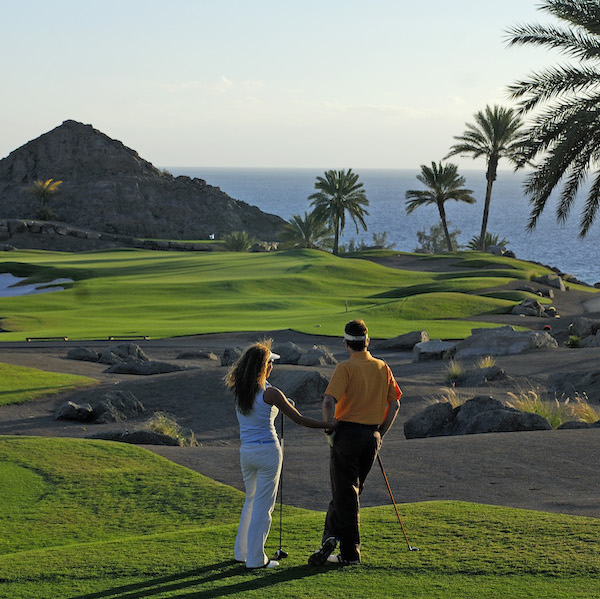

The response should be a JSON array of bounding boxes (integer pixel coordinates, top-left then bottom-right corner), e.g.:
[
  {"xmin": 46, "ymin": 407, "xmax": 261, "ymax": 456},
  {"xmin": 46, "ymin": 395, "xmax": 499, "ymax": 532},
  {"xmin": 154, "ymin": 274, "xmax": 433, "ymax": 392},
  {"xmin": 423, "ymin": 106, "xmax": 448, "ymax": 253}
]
[
  {"xmin": 408, "ymin": 546, "xmax": 419, "ymax": 552},
  {"xmin": 275, "ymin": 549, "xmax": 289, "ymax": 559}
]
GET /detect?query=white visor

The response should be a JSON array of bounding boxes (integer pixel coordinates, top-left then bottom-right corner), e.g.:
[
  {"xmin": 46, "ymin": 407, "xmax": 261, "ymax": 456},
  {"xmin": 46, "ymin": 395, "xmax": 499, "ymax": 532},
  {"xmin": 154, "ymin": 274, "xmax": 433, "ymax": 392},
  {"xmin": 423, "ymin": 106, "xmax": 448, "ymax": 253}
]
[
  {"xmin": 344, "ymin": 333, "xmax": 367, "ymax": 341},
  {"xmin": 269, "ymin": 351, "xmax": 280, "ymax": 362}
]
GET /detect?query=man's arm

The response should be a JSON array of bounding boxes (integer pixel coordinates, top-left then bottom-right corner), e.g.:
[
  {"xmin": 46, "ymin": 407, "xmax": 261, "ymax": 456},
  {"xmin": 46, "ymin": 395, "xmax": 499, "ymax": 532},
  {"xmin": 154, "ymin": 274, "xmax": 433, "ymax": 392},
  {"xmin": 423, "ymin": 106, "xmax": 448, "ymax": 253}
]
[
  {"xmin": 378, "ymin": 400, "xmax": 400, "ymax": 438},
  {"xmin": 322, "ymin": 394, "xmax": 336, "ymax": 433}
]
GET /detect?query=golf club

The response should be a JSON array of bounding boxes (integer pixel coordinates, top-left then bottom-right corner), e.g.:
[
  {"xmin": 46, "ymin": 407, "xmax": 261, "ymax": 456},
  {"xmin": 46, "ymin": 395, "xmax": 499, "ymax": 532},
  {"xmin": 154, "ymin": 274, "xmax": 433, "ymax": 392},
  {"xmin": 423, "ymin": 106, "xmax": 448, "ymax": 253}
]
[
  {"xmin": 274, "ymin": 410, "xmax": 288, "ymax": 560},
  {"xmin": 376, "ymin": 453, "xmax": 419, "ymax": 551}
]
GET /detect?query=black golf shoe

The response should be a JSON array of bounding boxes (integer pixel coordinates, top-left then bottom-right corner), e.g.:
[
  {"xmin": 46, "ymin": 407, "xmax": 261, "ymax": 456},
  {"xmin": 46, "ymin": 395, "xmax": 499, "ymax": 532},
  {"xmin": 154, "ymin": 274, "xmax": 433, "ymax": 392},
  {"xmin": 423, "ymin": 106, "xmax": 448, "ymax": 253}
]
[{"xmin": 308, "ymin": 537, "xmax": 337, "ymax": 566}]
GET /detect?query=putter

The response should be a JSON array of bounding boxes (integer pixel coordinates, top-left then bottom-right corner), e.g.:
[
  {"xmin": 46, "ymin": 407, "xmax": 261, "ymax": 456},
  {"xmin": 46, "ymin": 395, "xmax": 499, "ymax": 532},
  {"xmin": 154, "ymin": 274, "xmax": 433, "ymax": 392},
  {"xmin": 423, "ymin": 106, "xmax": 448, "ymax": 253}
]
[
  {"xmin": 274, "ymin": 411, "xmax": 288, "ymax": 560},
  {"xmin": 377, "ymin": 454, "xmax": 419, "ymax": 551}
]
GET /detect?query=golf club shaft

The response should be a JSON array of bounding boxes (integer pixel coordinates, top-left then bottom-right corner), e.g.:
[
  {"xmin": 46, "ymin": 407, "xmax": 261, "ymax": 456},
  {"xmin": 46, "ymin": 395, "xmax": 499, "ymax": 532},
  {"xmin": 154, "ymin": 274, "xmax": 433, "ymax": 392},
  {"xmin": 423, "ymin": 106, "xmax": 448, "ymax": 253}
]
[
  {"xmin": 278, "ymin": 413, "xmax": 284, "ymax": 550},
  {"xmin": 376, "ymin": 453, "xmax": 413, "ymax": 549}
]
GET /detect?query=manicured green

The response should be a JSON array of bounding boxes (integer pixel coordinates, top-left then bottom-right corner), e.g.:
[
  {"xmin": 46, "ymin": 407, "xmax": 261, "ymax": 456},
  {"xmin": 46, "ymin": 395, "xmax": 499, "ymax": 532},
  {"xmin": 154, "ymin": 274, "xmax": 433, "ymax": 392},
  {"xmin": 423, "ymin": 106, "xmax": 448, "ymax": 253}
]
[
  {"xmin": 0, "ymin": 436, "xmax": 597, "ymax": 598},
  {"xmin": 0, "ymin": 248, "xmax": 584, "ymax": 342},
  {"xmin": 0, "ymin": 362, "xmax": 97, "ymax": 406}
]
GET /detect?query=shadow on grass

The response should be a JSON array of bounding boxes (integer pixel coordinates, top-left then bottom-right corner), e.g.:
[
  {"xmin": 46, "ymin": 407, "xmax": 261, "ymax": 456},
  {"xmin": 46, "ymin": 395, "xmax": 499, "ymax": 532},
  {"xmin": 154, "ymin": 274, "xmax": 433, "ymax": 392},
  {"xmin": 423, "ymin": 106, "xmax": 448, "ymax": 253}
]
[{"xmin": 68, "ymin": 559, "xmax": 328, "ymax": 599}]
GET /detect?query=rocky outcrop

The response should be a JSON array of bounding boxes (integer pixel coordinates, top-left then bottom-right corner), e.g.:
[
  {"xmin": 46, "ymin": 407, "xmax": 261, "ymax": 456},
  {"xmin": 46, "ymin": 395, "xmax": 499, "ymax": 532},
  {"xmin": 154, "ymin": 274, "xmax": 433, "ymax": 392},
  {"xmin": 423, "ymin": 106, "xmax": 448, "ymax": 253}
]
[
  {"xmin": 375, "ymin": 331, "xmax": 429, "ymax": 352},
  {"xmin": 56, "ymin": 389, "xmax": 146, "ymax": 423},
  {"xmin": 269, "ymin": 370, "xmax": 330, "ymax": 404},
  {"xmin": 271, "ymin": 341, "xmax": 337, "ymax": 366},
  {"xmin": 0, "ymin": 120, "xmax": 286, "ymax": 243},
  {"xmin": 404, "ymin": 396, "xmax": 552, "ymax": 439}
]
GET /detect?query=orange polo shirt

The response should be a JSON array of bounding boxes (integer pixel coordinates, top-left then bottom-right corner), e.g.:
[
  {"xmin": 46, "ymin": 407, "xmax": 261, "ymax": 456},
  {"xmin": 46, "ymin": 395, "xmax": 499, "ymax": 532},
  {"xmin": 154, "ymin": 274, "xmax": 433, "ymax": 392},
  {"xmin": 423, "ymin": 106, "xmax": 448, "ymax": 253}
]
[{"xmin": 325, "ymin": 351, "xmax": 401, "ymax": 425}]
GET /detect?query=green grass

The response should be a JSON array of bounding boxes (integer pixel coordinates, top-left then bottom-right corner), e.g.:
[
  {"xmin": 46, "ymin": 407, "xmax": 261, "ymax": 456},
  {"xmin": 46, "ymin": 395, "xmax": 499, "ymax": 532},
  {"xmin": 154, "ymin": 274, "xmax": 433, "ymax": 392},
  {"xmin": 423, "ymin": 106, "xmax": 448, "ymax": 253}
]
[
  {"xmin": 1, "ymin": 248, "xmax": 584, "ymax": 342},
  {"xmin": 0, "ymin": 362, "xmax": 97, "ymax": 406},
  {"xmin": 0, "ymin": 436, "xmax": 597, "ymax": 598}
]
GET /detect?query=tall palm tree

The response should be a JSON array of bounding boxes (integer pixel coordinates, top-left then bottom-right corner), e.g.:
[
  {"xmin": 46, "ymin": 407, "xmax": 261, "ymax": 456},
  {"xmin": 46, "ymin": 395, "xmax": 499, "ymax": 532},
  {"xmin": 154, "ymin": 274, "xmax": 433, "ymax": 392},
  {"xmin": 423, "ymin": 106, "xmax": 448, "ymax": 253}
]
[
  {"xmin": 279, "ymin": 211, "xmax": 333, "ymax": 250},
  {"xmin": 26, "ymin": 178, "xmax": 62, "ymax": 220},
  {"xmin": 507, "ymin": 0, "xmax": 600, "ymax": 237},
  {"xmin": 309, "ymin": 169, "xmax": 369, "ymax": 255},
  {"xmin": 405, "ymin": 162, "xmax": 476, "ymax": 252},
  {"xmin": 445, "ymin": 105, "xmax": 524, "ymax": 248}
]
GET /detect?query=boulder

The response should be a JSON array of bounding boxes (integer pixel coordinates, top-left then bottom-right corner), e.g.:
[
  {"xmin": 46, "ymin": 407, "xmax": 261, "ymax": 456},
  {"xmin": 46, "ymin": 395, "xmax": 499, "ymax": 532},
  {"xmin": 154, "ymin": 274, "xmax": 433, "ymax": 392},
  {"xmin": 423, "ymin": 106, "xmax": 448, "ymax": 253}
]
[
  {"xmin": 176, "ymin": 350, "xmax": 219, "ymax": 361},
  {"xmin": 92, "ymin": 390, "xmax": 146, "ymax": 423},
  {"xmin": 66, "ymin": 347, "xmax": 100, "ymax": 362},
  {"xmin": 454, "ymin": 365, "xmax": 506, "ymax": 387},
  {"xmin": 532, "ymin": 274, "xmax": 566, "ymax": 291},
  {"xmin": 412, "ymin": 339, "xmax": 456, "ymax": 361},
  {"xmin": 98, "ymin": 350, "xmax": 121, "ymax": 365},
  {"xmin": 269, "ymin": 370, "xmax": 330, "ymax": 405},
  {"xmin": 375, "ymin": 331, "xmax": 429, "ymax": 351},
  {"xmin": 110, "ymin": 343, "xmax": 150, "ymax": 362},
  {"xmin": 221, "ymin": 347, "xmax": 242, "ymax": 367},
  {"xmin": 272, "ymin": 341, "xmax": 304, "ymax": 365},
  {"xmin": 104, "ymin": 359, "xmax": 187, "ymax": 375},
  {"xmin": 89, "ymin": 430, "xmax": 180, "ymax": 445},
  {"xmin": 56, "ymin": 400, "xmax": 95, "ymax": 422},
  {"xmin": 404, "ymin": 395, "xmax": 552, "ymax": 438},
  {"xmin": 298, "ymin": 346, "xmax": 338, "ymax": 366},
  {"xmin": 569, "ymin": 316, "xmax": 600, "ymax": 339},
  {"xmin": 557, "ymin": 420, "xmax": 600, "ymax": 430},
  {"xmin": 578, "ymin": 332, "xmax": 600, "ymax": 348},
  {"xmin": 403, "ymin": 401, "xmax": 455, "ymax": 439},
  {"xmin": 453, "ymin": 326, "xmax": 558, "ymax": 360},
  {"xmin": 511, "ymin": 299, "xmax": 545, "ymax": 317}
]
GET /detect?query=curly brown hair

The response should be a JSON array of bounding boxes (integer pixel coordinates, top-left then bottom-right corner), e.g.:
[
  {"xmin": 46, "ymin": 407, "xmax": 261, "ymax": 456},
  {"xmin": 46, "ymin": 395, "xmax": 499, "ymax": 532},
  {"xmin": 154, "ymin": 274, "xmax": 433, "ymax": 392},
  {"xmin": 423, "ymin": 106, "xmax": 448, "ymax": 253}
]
[{"xmin": 223, "ymin": 339, "xmax": 273, "ymax": 415}]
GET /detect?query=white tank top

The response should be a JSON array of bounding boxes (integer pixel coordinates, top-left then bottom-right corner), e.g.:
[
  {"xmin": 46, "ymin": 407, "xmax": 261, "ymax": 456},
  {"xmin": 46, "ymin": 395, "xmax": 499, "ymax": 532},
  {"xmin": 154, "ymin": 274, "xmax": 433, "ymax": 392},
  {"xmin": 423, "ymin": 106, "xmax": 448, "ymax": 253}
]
[{"xmin": 236, "ymin": 384, "xmax": 279, "ymax": 444}]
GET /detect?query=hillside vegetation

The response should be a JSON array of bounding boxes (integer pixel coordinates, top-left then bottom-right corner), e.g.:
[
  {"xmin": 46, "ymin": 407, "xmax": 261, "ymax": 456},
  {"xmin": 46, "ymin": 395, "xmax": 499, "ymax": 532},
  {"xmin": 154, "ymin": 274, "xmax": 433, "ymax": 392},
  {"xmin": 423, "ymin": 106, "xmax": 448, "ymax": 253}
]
[{"xmin": 0, "ymin": 248, "xmax": 571, "ymax": 341}]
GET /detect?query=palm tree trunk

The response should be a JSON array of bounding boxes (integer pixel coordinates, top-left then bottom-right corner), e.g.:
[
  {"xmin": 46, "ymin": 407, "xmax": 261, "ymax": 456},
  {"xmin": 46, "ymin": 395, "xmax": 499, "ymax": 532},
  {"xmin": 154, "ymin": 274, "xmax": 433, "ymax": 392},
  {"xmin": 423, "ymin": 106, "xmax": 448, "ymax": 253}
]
[
  {"xmin": 479, "ymin": 156, "xmax": 499, "ymax": 249},
  {"xmin": 333, "ymin": 219, "xmax": 340, "ymax": 255},
  {"xmin": 438, "ymin": 203, "xmax": 452, "ymax": 252}
]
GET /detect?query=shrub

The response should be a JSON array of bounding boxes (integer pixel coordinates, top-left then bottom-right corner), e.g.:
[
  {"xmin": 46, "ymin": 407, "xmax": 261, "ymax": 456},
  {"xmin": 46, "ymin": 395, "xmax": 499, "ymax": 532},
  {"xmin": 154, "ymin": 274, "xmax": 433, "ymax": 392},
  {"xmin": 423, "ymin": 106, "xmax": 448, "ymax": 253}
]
[
  {"xmin": 434, "ymin": 386, "xmax": 468, "ymax": 408},
  {"xmin": 414, "ymin": 222, "xmax": 461, "ymax": 253},
  {"xmin": 477, "ymin": 355, "xmax": 497, "ymax": 369},
  {"xmin": 147, "ymin": 412, "xmax": 198, "ymax": 446},
  {"xmin": 444, "ymin": 360, "xmax": 464, "ymax": 384},
  {"xmin": 468, "ymin": 232, "xmax": 509, "ymax": 251},
  {"xmin": 223, "ymin": 231, "xmax": 255, "ymax": 252}
]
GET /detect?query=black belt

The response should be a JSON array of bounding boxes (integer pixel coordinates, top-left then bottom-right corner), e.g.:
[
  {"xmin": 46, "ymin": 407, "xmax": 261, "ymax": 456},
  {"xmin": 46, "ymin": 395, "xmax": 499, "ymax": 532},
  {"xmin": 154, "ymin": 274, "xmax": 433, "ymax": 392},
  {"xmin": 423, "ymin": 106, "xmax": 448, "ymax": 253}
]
[{"xmin": 338, "ymin": 421, "xmax": 379, "ymax": 430}]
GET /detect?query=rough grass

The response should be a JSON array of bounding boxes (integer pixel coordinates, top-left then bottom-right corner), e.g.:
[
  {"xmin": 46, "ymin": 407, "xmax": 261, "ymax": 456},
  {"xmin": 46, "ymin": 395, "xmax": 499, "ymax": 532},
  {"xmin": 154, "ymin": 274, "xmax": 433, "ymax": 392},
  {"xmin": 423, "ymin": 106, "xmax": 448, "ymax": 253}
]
[
  {"xmin": 0, "ymin": 362, "xmax": 97, "ymax": 406},
  {"xmin": 0, "ymin": 248, "xmax": 583, "ymax": 342},
  {"xmin": 0, "ymin": 436, "xmax": 598, "ymax": 599}
]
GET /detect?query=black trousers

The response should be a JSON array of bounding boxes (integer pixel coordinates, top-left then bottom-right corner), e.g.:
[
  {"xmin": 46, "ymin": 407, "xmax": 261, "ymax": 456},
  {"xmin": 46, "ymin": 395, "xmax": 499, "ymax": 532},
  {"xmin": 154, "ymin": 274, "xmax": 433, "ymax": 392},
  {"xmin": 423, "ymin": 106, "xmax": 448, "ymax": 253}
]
[{"xmin": 322, "ymin": 421, "xmax": 381, "ymax": 562}]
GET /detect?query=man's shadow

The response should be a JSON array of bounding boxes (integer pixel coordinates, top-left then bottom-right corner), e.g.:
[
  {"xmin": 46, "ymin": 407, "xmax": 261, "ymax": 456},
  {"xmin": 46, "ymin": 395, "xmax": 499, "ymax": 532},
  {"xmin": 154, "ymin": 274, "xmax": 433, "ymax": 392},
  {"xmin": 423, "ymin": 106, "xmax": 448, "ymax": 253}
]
[{"xmin": 69, "ymin": 559, "xmax": 330, "ymax": 599}]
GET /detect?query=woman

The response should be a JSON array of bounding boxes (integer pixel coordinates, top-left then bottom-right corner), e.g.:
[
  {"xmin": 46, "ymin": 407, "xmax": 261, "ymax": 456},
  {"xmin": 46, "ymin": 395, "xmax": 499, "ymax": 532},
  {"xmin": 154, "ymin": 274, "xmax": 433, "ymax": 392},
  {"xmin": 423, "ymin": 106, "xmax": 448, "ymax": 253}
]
[{"xmin": 224, "ymin": 339, "xmax": 336, "ymax": 569}]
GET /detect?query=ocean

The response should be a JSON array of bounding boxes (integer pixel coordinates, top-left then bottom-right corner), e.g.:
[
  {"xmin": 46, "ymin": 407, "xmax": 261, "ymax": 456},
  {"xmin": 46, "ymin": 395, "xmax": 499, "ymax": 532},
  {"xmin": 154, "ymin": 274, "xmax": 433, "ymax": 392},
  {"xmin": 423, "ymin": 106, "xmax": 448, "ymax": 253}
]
[{"xmin": 169, "ymin": 167, "xmax": 600, "ymax": 285}]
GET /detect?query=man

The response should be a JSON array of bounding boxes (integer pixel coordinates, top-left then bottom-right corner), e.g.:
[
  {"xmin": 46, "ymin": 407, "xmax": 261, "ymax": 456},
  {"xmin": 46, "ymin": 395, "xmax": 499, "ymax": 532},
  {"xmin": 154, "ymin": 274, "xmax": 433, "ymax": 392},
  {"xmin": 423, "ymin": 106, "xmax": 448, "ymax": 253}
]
[{"xmin": 308, "ymin": 319, "xmax": 401, "ymax": 566}]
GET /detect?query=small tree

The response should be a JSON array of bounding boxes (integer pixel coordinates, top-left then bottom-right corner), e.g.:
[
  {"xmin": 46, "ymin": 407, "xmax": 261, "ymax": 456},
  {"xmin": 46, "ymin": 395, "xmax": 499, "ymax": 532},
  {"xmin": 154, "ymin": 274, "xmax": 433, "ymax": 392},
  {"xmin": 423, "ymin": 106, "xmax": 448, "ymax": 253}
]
[
  {"xmin": 415, "ymin": 222, "xmax": 461, "ymax": 253},
  {"xmin": 26, "ymin": 178, "xmax": 62, "ymax": 220},
  {"xmin": 223, "ymin": 231, "xmax": 255, "ymax": 252},
  {"xmin": 279, "ymin": 211, "xmax": 333, "ymax": 250}
]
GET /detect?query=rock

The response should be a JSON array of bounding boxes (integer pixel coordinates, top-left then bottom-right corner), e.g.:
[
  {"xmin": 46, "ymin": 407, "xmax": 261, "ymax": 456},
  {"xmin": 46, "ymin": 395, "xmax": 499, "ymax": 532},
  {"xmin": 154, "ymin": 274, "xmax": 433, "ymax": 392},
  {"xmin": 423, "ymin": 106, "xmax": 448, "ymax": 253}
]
[
  {"xmin": 0, "ymin": 120, "xmax": 285, "ymax": 244},
  {"xmin": 532, "ymin": 274, "xmax": 566, "ymax": 291},
  {"xmin": 375, "ymin": 331, "xmax": 429, "ymax": 351},
  {"xmin": 453, "ymin": 326, "xmax": 558, "ymax": 359},
  {"xmin": 412, "ymin": 339, "xmax": 456, "ymax": 361},
  {"xmin": 269, "ymin": 370, "xmax": 330, "ymax": 404},
  {"xmin": 89, "ymin": 430, "xmax": 180, "ymax": 445},
  {"xmin": 298, "ymin": 346, "xmax": 337, "ymax": 366},
  {"xmin": 557, "ymin": 420, "xmax": 600, "ymax": 430},
  {"xmin": 66, "ymin": 347, "xmax": 100, "ymax": 362},
  {"xmin": 176, "ymin": 350, "xmax": 219, "ymax": 361},
  {"xmin": 92, "ymin": 390, "xmax": 146, "ymax": 423},
  {"xmin": 569, "ymin": 316, "xmax": 600, "ymax": 339},
  {"xmin": 98, "ymin": 350, "xmax": 121, "ymax": 365},
  {"xmin": 578, "ymin": 332, "xmax": 600, "ymax": 348},
  {"xmin": 404, "ymin": 395, "xmax": 552, "ymax": 439},
  {"xmin": 111, "ymin": 343, "xmax": 149, "ymax": 362},
  {"xmin": 56, "ymin": 400, "xmax": 95, "ymax": 421},
  {"xmin": 403, "ymin": 401, "xmax": 455, "ymax": 439},
  {"xmin": 511, "ymin": 299, "xmax": 545, "ymax": 317},
  {"xmin": 104, "ymin": 359, "xmax": 187, "ymax": 375},
  {"xmin": 221, "ymin": 347, "xmax": 242, "ymax": 367},
  {"xmin": 454, "ymin": 365, "xmax": 506, "ymax": 387},
  {"xmin": 548, "ymin": 369, "xmax": 600, "ymax": 401},
  {"xmin": 272, "ymin": 341, "xmax": 304, "ymax": 365}
]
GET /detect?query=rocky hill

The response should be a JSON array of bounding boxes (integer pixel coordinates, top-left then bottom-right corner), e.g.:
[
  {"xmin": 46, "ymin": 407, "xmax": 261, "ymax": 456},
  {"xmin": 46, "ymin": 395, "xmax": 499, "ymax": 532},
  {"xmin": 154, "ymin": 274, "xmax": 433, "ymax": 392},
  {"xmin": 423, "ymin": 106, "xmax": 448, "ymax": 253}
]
[{"xmin": 0, "ymin": 120, "xmax": 286, "ymax": 242}]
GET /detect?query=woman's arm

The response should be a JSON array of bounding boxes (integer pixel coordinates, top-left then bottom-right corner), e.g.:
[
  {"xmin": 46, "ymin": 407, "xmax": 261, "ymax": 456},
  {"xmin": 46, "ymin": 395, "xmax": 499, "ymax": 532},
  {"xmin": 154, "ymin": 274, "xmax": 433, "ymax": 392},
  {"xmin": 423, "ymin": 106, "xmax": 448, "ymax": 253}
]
[{"xmin": 264, "ymin": 387, "xmax": 336, "ymax": 429}]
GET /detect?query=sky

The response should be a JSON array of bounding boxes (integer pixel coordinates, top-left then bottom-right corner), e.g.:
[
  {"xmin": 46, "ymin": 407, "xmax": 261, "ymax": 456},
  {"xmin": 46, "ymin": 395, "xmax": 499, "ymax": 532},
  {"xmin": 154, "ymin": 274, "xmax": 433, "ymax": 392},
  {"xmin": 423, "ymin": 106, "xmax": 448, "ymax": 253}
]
[{"xmin": 1, "ymin": 0, "xmax": 555, "ymax": 169}]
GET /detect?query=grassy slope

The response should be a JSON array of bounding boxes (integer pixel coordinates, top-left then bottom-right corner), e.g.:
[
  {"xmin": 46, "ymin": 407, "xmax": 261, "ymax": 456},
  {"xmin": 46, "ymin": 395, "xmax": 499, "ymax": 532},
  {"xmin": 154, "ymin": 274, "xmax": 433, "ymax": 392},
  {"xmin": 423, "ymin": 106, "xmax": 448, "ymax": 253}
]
[
  {"xmin": 0, "ymin": 362, "xmax": 97, "ymax": 406},
  {"xmin": 0, "ymin": 437, "xmax": 597, "ymax": 599},
  {"xmin": 0, "ymin": 248, "xmax": 586, "ymax": 341}
]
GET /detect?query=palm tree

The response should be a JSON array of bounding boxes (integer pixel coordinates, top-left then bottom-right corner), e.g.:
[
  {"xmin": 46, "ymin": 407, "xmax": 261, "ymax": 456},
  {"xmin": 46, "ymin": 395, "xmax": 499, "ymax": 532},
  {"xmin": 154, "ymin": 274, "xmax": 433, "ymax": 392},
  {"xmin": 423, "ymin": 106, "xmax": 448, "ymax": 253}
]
[
  {"xmin": 279, "ymin": 211, "xmax": 333, "ymax": 250},
  {"xmin": 506, "ymin": 0, "xmax": 600, "ymax": 237},
  {"xmin": 26, "ymin": 178, "xmax": 62, "ymax": 220},
  {"xmin": 405, "ymin": 162, "xmax": 476, "ymax": 252},
  {"xmin": 309, "ymin": 169, "xmax": 369, "ymax": 255},
  {"xmin": 445, "ymin": 105, "xmax": 524, "ymax": 248}
]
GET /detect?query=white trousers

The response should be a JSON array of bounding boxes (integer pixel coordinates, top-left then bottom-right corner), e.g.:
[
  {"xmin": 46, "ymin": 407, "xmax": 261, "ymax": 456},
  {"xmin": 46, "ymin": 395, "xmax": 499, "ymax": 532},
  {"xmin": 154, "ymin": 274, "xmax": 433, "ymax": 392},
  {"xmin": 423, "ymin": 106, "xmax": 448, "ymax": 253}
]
[{"xmin": 234, "ymin": 442, "xmax": 282, "ymax": 568}]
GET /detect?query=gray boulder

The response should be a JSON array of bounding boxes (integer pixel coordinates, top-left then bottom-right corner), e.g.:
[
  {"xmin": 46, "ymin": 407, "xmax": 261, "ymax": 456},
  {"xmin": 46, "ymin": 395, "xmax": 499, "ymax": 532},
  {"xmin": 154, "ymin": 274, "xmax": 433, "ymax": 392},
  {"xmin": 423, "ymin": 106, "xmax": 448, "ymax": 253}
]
[
  {"xmin": 532, "ymin": 274, "xmax": 566, "ymax": 291},
  {"xmin": 569, "ymin": 316, "xmax": 600, "ymax": 339},
  {"xmin": 454, "ymin": 365, "xmax": 506, "ymax": 387},
  {"xmin": 375, "ymin": 331, "xmax": 429, "ymax": 351},
  {"xmin": 461, "ymin": 409, "xmax": 552, "ymax": 435},
  {"xmin": 98, "ymin": 350, "xmax": 121, "ymax": 365},
  {"xmin": 56, "ymin": 401, "xmax": 95, "ymax": 421},
  {"xmin": 221, "ymin": 347, "xmax": 243, "ymax": 367},
  {"xmin": 578, "ymin": 332, "xmax": 600, "ymax": 348},
  {"xmin": 298, "ymin": 346, "xmax": 338, "ymax": 366},
  {"xmin": 453, "ymin": 326, "xmax": 557, "ymax": 360},
  {"xmin": 92, "ymin": 390, "xmax": 146, "ymax": 423},
  {"xmin": 111, "ymin": 343, "xmax": 150, "ymax": 362},
  {"xmin": 90, "ymin": 430, "xmax": 180, "ymax": 445},
  {"xmin": 104, "ymin": 359, "xmax": 187, "ymax": 375},
  {"xmin": 67, "ymin": 347, "xmax": 100, "ymax": 362},
  {"xmin": 272, "ymin": 341, "xmax": 304, "ymax": 365},
  {"xmin": 557, "ymin": 420, "xmax": 600, "ymax": 430},
  {"xmin": 176, "ymin": 350, "xmax": 219, "ymax": 361},
  {"xmin": 270, "ymin": 370, "xmax": 330, "ymax": 405},
  {"xmin": 404, "ymin": 401, "xmax": 455, "ymax": 439},
  {"xmin": 413, "ymin": 339, "xmax": 456, "ymax": 361},
  {"xmin": 511, "ymin": 299, "xmax": 545, "ymax": 317}
]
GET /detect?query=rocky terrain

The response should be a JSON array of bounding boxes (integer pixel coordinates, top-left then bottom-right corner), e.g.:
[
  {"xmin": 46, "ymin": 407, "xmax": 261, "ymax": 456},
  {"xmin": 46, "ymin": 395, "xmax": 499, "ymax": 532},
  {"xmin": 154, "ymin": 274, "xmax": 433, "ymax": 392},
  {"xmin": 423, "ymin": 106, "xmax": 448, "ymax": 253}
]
[{"xmin": 0, "ymin": 120, "xmax": 286, "ymax": 244}]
